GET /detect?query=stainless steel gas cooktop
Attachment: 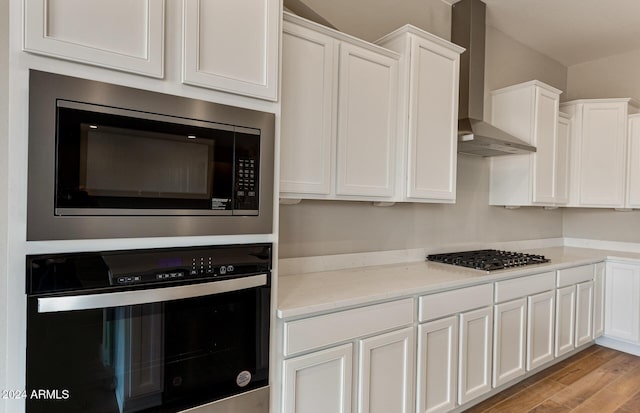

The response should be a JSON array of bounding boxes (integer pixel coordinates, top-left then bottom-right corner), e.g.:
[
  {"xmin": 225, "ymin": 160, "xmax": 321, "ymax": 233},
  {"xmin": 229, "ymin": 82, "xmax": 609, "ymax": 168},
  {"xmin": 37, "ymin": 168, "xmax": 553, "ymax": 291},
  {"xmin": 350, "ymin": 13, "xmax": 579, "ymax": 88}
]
[{"xmin": 426, "ymin": 249, "xmax": 550, "ymax": 272}]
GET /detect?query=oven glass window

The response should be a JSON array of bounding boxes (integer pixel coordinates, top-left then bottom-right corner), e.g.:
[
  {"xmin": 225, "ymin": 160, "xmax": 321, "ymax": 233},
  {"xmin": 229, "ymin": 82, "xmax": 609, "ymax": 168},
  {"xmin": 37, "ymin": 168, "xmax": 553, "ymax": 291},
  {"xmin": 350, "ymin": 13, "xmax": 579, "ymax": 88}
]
[{"xmin": 26, "ymin": 288, "xmax": 270, "ymax": 413}]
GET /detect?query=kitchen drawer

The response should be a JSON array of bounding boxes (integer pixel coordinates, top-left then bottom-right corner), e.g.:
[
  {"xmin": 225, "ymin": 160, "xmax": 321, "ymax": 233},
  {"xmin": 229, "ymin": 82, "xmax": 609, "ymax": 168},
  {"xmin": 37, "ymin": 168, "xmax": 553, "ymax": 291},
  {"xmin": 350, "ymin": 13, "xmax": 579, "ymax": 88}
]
[
  {"xmin": 557, "ymin": 264, "xmax": 594, "ymax": 287},
  {"xmin": 495, "ymin": 271, "xmax": 555, "ymax": 303},
  {"xmin": 419, "ymin": 283, "xmax": 493, "ymax": 322},
  {"xmin": 283, "ymin": 298, "xmax": 414, "ymax": 356}
]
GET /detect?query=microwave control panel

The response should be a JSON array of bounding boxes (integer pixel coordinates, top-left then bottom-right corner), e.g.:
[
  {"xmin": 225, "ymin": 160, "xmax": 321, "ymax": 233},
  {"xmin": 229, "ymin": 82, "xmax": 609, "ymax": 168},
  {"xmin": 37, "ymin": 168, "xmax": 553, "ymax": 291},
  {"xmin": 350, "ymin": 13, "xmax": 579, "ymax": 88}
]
[{"xmin": 234, "ymin": 156, "xmax": 259, "ymax": 211}]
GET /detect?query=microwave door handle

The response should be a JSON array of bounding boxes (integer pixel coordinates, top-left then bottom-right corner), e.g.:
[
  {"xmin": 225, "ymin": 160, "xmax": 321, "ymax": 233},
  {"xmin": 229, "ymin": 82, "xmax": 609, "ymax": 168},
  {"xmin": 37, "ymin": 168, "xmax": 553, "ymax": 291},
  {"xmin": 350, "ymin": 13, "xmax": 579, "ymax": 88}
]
[{"xmin": 37, "ymin": 273, "xmax": 268, "ymax": 313}]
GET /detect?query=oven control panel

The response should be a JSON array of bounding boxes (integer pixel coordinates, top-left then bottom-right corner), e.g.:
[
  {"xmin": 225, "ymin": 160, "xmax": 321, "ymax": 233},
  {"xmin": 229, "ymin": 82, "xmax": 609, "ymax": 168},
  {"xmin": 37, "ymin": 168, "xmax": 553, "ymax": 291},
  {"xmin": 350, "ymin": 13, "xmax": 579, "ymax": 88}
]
[{"xmin": 27, "ymin": 243, "xmax": 272, "ymax": 295}]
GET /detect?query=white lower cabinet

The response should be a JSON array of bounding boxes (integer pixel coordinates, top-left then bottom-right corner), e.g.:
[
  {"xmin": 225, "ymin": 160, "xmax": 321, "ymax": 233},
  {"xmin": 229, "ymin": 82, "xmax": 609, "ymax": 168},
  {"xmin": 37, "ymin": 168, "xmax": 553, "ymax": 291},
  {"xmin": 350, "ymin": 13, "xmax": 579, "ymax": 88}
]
[
  {"xmin": 555, "ymin": 285, "xmax": 577, "ymax": 357},
  {"xmin": 417, "ymin": 284, "xmax": 493, "ymax": 412},
  {"xmin": 604, "ymin": 261, "xmax": 640, "ymax": 342},
  {"xmin": 358, "ymin": 327, "xmax": 415, "ymax": 413},
  {"xmin": 282, "ymin": 299, "xmax": 414, "ymax": 413},
  {"xmin": 575, "ymin": 281, "xmax": 595, "ymax": 347},
  {"xmin": 417, "ymin": 316, "xmax": 458, "ymax": 413},
  {"xmin": 593, "ymin": 263, "xmax": 605, "ymax": 338},
  {"xmin": 493, "ymin": 299, "xmax": 527, "ymax": 387},
  {"xmin": 458, "ymin": 307, "xmax": 494, "ymax": 405},
  {"xmin": 527, "ymin": 290, "xmax": 556, "ymax": 370},
  {"xmin": 283, "ymin": 344, "xmax": 353, "ymax": 413}
]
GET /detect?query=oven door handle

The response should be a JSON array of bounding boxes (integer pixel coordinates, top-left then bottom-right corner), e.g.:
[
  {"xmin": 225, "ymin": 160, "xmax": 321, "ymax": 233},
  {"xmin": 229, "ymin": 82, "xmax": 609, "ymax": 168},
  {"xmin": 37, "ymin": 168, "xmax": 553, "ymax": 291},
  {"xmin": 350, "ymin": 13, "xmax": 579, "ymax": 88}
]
[{"xmin": 37, "ymin": 274, "xmax": 268, "ymax": 313}]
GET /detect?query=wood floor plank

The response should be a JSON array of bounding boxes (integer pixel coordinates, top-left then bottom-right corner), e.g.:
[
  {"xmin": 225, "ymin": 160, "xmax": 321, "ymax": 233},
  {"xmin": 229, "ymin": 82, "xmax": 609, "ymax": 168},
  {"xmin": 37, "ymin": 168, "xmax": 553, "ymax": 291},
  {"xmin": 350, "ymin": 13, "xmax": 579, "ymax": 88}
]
[
  {"xmin": 614, "ymin": 389, "xmax": 640, "ymax": 413},
  {"xmin": 602, "ymin": 363, "xmax": 640, "ymax": 398},
  {"xmin": 549, "ymin": 353, "xmax": 638, "ymax": 409},
  {"xmin": 547, "ymin": 346, "xmax": 620, "ymax": 385},
  {"xmin": 568, "ymin": 388, "xmax": 627, "ymax": 413},
  {"xmin": 484, "ymin": 378, "xmax": 566, "ymax": 413},
  {"xmin": 527, "ymin": 400, "xmax": 571, "ymax": 413}
]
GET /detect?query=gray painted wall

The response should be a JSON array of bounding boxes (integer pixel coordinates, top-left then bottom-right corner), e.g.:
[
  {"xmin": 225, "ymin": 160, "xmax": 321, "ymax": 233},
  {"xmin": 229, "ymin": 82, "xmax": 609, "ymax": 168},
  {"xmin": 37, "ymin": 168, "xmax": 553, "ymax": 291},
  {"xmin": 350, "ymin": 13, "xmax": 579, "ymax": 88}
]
[
  {"xmin": 279, "ymin": 6, "xmax": 568, "ymax": 258},
  {"xmin": 0, "ymin": 0, "xmax": 9, "ymax": 404}
]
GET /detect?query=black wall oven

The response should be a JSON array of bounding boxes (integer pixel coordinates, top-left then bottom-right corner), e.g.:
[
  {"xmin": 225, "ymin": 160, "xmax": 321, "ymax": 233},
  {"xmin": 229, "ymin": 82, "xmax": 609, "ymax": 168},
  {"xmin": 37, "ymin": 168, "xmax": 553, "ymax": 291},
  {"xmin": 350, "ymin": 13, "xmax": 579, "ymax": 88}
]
[
  {"xmin": 27, "ymin": 70, "xmax": 275, "ymax": 240},
  {"xmin": 26, "ymin": 243, "xmax": 271, "ymax": 413}
]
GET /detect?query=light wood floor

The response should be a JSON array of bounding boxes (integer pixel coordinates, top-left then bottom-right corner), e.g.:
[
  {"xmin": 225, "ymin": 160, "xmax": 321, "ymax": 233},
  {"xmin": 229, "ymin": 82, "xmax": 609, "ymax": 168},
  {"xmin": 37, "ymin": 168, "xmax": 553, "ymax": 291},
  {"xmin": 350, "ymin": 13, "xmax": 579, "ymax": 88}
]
[{"xmin": 464, "ymin": 345, "xmax": 640, "ymax": 413}]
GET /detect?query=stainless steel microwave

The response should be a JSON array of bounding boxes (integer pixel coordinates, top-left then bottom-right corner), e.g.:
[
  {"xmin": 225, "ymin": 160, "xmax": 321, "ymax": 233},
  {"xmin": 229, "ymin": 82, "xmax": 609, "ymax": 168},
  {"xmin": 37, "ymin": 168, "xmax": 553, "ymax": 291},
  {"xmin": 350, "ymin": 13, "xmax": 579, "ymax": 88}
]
[{"xmin": 27, "ymin": 71, "xmax": 275, "ymax": 240}]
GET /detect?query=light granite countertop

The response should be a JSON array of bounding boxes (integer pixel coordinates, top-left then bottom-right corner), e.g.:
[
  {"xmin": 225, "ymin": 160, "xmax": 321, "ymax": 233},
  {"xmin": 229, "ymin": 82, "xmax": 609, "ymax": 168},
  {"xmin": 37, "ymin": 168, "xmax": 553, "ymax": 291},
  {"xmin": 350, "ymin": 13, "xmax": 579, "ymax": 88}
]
[{"xmin": 277, "ymin": 246, "xmax": 640, "ymax": 319}]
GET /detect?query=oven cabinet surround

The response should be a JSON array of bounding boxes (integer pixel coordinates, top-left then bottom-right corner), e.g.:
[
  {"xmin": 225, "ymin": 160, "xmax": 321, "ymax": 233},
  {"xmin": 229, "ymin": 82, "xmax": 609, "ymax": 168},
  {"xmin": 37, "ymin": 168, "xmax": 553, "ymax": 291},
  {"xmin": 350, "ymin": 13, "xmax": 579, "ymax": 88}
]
[
  {"xmin": 417, "ymin": 284, "xmax": 494, "ymax": 412},
  {"xmin": 279, "ymin": 12, "xmax": 399, "ymax": 202},
  {"xmin": 492, "ymin": 271, "xmax": 556, "ymax": 388},
  {"xmin": 375, "ymin": 26, "xmax": 464, "ymax": 203},
  {"xmin": 281, "ymin": 298, "xmax": 415, "ymax": 413},
  {"xmin": 23, "ymin": 0, "xmax": 279, "ymax": 100},
  {"xmin": 560, "ymin": 98, "xmax": 640, "ymax": 208},
  {"xmin": 489, "ymin": 81, "xmax": 566, "ymax": 207}
]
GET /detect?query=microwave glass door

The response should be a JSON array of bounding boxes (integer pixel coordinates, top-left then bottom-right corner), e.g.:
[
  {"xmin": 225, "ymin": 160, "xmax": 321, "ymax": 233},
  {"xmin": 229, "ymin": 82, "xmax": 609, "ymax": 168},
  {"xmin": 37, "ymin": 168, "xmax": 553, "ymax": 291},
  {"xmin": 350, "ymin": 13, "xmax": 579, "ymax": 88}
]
[{"xmin": 55, "ymin": 101, "xmax": 260, "ymax": 215}]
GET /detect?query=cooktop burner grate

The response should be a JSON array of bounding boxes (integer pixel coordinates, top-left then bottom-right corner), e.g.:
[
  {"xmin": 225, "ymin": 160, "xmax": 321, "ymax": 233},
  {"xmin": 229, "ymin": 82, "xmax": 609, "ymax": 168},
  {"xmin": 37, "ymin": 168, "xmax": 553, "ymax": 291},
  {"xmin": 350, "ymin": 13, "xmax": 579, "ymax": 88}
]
[{"xmin": 426, "ymin": 249, "xmax": 550, "ymax": 271}]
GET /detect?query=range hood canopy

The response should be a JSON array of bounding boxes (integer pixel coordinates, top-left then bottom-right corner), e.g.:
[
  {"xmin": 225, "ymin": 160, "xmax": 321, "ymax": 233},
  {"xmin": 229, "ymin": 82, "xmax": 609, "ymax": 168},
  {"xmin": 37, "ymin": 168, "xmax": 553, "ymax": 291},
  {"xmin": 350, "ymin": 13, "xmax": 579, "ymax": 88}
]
[{"xmin": 452, "ymin": 0, "xmax": 536, "ymax": 156}]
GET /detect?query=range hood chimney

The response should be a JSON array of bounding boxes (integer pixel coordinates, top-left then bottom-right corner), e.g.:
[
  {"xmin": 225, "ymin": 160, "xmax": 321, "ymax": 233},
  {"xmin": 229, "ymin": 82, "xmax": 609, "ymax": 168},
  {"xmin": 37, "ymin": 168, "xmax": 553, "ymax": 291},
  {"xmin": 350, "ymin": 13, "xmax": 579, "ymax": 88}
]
[{"xmin": 452, "ymin": 0, "xmax": 536, "ymax": 156}]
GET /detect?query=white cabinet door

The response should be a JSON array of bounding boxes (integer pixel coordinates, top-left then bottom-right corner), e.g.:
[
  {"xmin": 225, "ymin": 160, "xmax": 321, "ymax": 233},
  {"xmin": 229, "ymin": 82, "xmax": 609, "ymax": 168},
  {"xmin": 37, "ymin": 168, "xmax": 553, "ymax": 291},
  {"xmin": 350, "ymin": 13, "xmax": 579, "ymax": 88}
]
[
  {"xmin": 336, "ymin": 42, "xmax": 398, "ymax": 198},
  {"xmin": 24, "ymin": 0, "xmax": 165, "ymax": 77},
  {"xmin": 527, "ymin": 290, "xmax": 555, "ymax": 371},
  {"xmin": 417, "ymin": 316, "xmax": 458, "ymax": 413},
  {"xmin": 358, "ymin": 327, "xmax": 414, "ymax": 413},
  {"xmin": 283, "ymin": 344, "xmax": 353, "ymax": 413},
  {"xmin": 459, "ymin": 307, "xmax": 493, "ymax": 405},
  {"xmin": 405, "ymin": 36, "xmax": 459, "ymax": 202},
  {"xmin": 532, "ymin": 87, "xmax": 560, "ymax": 204},
  {"xmin": 555, "ymin": 286, "xmax": 576, "ymax": 357},
  {"xmin": 628, "ymin": 115, "xmax": 640, "ymax": 207},
  {"xmin": 575, "ymin": 281, "xmax": 594, "ymax": 347},
  {"xmin": 555, "ymin": 113, "xmax": 571, "ymax": 204},
  {"xmin": 578, "ymin": 102, "xmax": 628, "ymax": 207},
  {"xmin": 593, "ymin": 262, "xmax": 605, "ymax": 338},
  {"xmin": 182, "ymin": 0, "xmax": 279, "ymax": 100},
  {"xmin": 493, "ymin": 298, "xmax": 526, "ymax": 387},
  {"xmin": 605, "ymin": 262, "xmax": 640, "ymax": 342},
  {"xmin": 280, "ymin": 22, "xmax": 337, "ymax": 196}
]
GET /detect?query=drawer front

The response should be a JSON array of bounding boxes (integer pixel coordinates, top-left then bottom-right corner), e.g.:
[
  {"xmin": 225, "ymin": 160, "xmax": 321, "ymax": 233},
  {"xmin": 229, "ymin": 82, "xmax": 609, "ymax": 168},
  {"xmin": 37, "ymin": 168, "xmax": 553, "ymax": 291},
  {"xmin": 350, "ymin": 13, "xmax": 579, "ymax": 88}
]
[
  {"xmin": 495, "ymin": 271, "xmax": 555, "ymax": 303},
  {"xmin": 284, "ymin": 298, "xmax": 414, "ymax": 356},
  {"xmin": 557, "ymin": 264, "xmax": 594, "ymax": 287},
  {"xmin": 419, "ymin": 283, "xmax": 493, "ymax": 322}
]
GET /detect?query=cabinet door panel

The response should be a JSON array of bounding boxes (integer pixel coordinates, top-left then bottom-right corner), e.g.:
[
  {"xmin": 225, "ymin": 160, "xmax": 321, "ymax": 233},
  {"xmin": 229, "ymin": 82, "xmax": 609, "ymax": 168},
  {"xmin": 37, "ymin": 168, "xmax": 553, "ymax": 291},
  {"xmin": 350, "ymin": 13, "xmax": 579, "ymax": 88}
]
[
  {"xmin": 579, "ymin": 103, "xmax": 627, "ymax": 207},
  {"xmin": 24, "ymin": 0, "xmax": 164, "ymax": 77},
  {"xmin": 283, "ymin": 344, "xmax": 353, "ymax": 413},
  {"xmin": 336, "ymin": 43, "xmax": 397, "ymax": 198},
  {"xmin": 417, "ymin": 317, "xmax": 458, "ymax": 413},
  {"xmin": 555, "ymin": 115, "xmax": 571, "ymax": 204},
  {"xmin": 527, "ymin": 290, "xmax": 555, "ymax": 370},
  {"xmin": 493, "ymin": 299, "xmax": 526, "ymax": 387},
  {"xmin": 605, "ymin": 262, "xmax": 640, "ymax": 342},
  {"xmin": 555, "ymin": 286, "xmax": 576, "ymax": 357},
  {"xmin": 358, "ymin": 328, "xmax": 414, "ymax": 413},
  {"xmin": 280, "ymin": 23, "xmax": 336, "ymax": 195},
  {"xmin": 406, "ymin": 39, "xmax": 458, "ymax": 201},
  {"xmin": 459, "ymin": 307, "xmax": 493, "ymax": 405},
  {"xmin": 183, "ymin": 0, "xmax": 279, "ymax": 100},
  {"xmin": 532, "ymin": 88, "xmax": 559, "ymax": 204},
  {"xmin": 575, "ymin": 281, "xmax": 594, "ymax": 347},
  {"xmin": 593, "ymin": 263, "xmax": 605, "ymax": 338},
  {"xmin": 628, "ymin": 116, "xmax": 640, "ymax": 207}
]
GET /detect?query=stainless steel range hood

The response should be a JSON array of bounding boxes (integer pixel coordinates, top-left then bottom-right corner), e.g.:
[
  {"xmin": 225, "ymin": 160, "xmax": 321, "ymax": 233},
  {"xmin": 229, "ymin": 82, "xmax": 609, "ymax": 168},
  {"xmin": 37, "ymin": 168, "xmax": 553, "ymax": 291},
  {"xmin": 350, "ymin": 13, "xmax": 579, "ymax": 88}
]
[{"xmin": 452, "ymin": 0, "xmax": 536, "ymax": 156}]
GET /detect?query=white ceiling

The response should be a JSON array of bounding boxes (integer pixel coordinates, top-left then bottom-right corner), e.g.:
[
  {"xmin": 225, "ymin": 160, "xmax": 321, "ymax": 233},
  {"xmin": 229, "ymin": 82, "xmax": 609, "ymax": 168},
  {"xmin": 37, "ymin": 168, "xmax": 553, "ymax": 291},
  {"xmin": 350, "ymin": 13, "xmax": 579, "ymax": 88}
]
[{"xmin": 478, "ymin": 0, "xmax": 640, "ymax": 67}]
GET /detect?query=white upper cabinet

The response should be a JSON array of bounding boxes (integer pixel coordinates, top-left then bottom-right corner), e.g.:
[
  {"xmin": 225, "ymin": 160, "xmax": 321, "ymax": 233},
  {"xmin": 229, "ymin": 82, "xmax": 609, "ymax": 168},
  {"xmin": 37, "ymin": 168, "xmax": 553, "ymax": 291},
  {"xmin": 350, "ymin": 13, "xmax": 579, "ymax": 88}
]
[
  {"xmin": 555, "ymin": 112, "xmax": 571, "ymax": 204},
  {"xmin": 24, "ymin": 0, "xmax": 165, "ymax": 77},
  {"xmin": 182, "ymin": 0, "xmax": 280, "ymax": 100},
  {"xmin": 627, "ymin": 114, "xmax": 640, "ymax": 208},
  {"xmin": 336, "ymin": 42, "xmax": 398, "ymax": 198},
  {"xmin": 376, "ymin": 26, "xmax": 464, "ymax": 203},
  {"xmin": 280, "ymin": 21, "xmax": 337, "ymax": 196},
  {"xmin": 279, "ymin": 12, "xmax": 400, "ymax": 202},
  {"xmin": 489, "ymin": 81, "xmax": 563, "ymax": 207},
  {"xmin": 561, "ymin": 99, "xmax": 640, "ymax": 208},
  {"xmin": 24, "ymin": 0, "xmax": 280, "ymax": 100}
]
